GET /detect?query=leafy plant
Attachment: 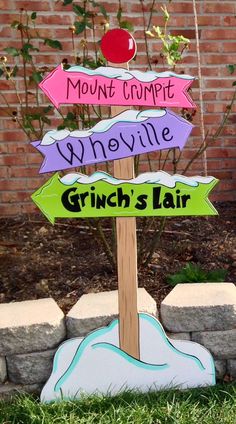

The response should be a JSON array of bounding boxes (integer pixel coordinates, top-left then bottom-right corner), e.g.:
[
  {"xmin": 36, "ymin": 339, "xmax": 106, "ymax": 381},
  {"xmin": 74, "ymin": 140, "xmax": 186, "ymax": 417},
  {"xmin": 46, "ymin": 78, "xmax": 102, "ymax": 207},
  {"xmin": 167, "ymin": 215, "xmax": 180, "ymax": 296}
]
[
  {"xmin": 0, "ymin": 10, "xmax": 64, "ymax": 141},
  {"xmin": 167, "ymin": 263, "xmax": 227, "ymax": 286},
  {"xmin": 146, "ymin": 5, "xmax": 190, "ymax": 69}
]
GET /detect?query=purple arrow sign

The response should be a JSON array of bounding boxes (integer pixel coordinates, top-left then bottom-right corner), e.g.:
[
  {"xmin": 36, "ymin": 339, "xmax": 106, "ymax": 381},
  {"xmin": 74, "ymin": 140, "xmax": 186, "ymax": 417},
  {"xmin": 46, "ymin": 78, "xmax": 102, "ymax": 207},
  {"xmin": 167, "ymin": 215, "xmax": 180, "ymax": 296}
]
[{"xmin": 31, "ymin": 109, "xmax": 193, "ymax": 174}]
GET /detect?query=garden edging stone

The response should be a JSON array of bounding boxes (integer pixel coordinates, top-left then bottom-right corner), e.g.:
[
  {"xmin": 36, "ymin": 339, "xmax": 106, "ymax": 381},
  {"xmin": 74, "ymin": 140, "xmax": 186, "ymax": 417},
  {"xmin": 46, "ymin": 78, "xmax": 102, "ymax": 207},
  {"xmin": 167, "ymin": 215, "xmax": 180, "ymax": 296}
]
[
  {"xmin": 214, "ymin": 360, "xmax": 226, "ymax": 380},
  {"xmin": 160, "ymin": 283, "xmax": 236, "ymax": 332},
  {"xmin": 6, "ymin": 349, "xmax": 56, "ymax": 385},
  {"xmin": 0, "ymin": 357, "xmax": 7, "ymax": 384},
  {"xmin": 66, "ymin": 288, "xmax": 158, "ymax": 337},
  {"xmin": 0, "ymin": 283, "xmax": 236, "ymax": 398},
  {"xmin": 0, "ymin": 298, "xmax": 66, "ymax": 355},
  {"xmin": 192, "ymin": 329, "xmax": 236, "ymax": 359},
  {"xmin": 227, "ymin": 359, "xmax": 236, "ymax": 378}
]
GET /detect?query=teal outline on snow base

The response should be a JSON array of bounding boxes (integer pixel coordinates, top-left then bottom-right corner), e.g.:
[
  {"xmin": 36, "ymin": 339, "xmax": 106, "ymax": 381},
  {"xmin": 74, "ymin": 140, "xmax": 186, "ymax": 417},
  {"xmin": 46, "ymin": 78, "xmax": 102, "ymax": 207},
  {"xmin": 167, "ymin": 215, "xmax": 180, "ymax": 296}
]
[
  {"xmin": 91, "ymin": 342, "xmax": 169, "ymax": 370},
  {"xmin": 52, "ymin": 313, "xmax": 215, "ymax": 393}
]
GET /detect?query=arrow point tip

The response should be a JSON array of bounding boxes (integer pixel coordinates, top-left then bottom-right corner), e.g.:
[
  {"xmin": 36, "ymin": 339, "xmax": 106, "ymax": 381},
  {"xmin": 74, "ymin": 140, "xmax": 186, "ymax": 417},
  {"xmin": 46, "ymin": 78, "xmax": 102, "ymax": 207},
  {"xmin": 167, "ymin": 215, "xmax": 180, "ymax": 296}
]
[{"xmin": 48, "ymin": 216, "xmax": 56, "ymax": 225}]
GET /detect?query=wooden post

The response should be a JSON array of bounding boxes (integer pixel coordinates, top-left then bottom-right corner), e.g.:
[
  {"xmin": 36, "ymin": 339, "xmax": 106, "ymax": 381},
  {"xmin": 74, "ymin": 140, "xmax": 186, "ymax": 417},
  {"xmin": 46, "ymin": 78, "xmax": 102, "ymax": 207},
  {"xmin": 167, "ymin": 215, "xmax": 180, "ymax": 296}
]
[{"xmin": 110, "ymin": 62, "xmax": 140, "ymax": 360}]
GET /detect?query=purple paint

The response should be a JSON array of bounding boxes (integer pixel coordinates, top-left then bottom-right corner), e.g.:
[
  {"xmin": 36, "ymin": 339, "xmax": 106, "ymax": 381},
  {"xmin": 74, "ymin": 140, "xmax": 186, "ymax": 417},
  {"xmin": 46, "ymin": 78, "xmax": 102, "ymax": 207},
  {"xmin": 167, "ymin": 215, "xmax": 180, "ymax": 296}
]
[{"xmin": 32, "ymin": 110, "xmax": 193, "ymax": 174}]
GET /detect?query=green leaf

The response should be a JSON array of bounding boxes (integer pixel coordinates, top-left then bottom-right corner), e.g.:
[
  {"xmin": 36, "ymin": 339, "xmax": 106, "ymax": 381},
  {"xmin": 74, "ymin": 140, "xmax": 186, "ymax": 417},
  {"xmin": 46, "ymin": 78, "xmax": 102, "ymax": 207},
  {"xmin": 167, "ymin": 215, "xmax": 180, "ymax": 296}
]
[
  {"xmin": 74, "ymin": 21, "xmax": 86, "ymax": 34},
  {"xmin": 0, "ymin": 68, "xmax": 4, "ymax": 77},
  {"xmin": 63, "ymin": 0, "xmax": 73, "ymax": 4},
  {"xmin": 167, "ymin": 262, "xmax": 210, "ymax": 286},
  {"xmin": 21, "ymin": 51, "xmax": 32, "ymax": 61},
  {"xmin": 41, "ymin": 116, "xmax": 51, "ymax": 124},
  {"xmin": 44, "ymin": 39, "xmax": 62, "ymax": 50},
  {"xmin": 206, "ymin": 269, "xmax": 227, "ymax": 282},
  {"xmin": 31, "ymin": 12, "xmax": 37, "ymax": 20},
  {"xmin": 11, "ymin": 20, "xmax": 21, "ymax": 29},
  {"xmin": 43, "ymin": 105, "xmax": 53, "ymax": 113},
  {"xmin": 90, "ymin": 0, "xmax": 99, "ymax": 7},
  {"xmin": 12, "ymin": 65, "xmax": 18, "ymax": 77},
  {"xmin": 83, "ymin": 58, "xmax": 98, "ymax": 69},
  {"xmin": 99, "ymin": 4, "xmax": 108, "ymax": 19},
  {"xmin": 117, "ymin": 8, "xmax": 122, "ymax": 22},
  {"xmin": 27, "ymin": 113, "xmax": 41, "ymax": 121},
  {"xmin": 161, "ymin": 5, "xmax": 170, "ymax": 22},
  {"xmin": 4, "ymin": 47, "xmax": 19, "ymax": 57},
  {"xmin": 22, "ymin": 43, "xmax": 34, "ymax": 52},
  {"xmin": 31, "ymin": 71, "xmax": 43, "ymax": 84},
  {"xmin": 85, "ymin": 19, "xmax": 93, "ymax": 29},
  {"xmin": 227, "ymin": 64, "xmax": 236, "ymax": 75},
  {"xmin": 66, "ymin": 111, "xmax": 76, "ymax": 120},
  {"xmin": 120, "ymin": 20, "xmax": 134, "ymax": 32},
  {"xmin": 73, "ymin": 4, "xmax": 85, "ymax": 15},
  {"xmin": 57, "ymin": 124, "xmax": 66, "ymax": 130},
  {"xmin": 153, "ymin": 26, "xmax": 162, "ymax": 38},
  {"xmin": 233, "ymin": 81, "xmax": 236, "ymax": 86}
]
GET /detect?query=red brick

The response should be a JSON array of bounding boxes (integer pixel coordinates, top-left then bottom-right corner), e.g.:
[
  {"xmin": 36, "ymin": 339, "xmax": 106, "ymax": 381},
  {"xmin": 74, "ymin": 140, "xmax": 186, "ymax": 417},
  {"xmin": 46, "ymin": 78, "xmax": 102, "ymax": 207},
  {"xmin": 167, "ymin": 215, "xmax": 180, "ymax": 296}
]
[
  {"xmin": 36, "ymin": 15, "xmax": 72, "ymax": 26},
  {"xmin": 1, "ymin": 190, "xmax": 30, "ymax": 203},
  {"xmin": 223, "ymin": 16, "xmax": 236, "ymax": 26},
  {"xmin": 198, "ymin": 42, "xmax": 222, "ymax": 53},
  {"xmin": 0, "ymin": 26, "xmax": 12, "ymax": 37},
  {"xmin": 13, "ymin": 1, "xmax": 51, "ymax": 11},
  {"xmin": 0, "ymin": 13, "xmax": 16, "ymax": 24},
  {"xmin": 8, "ymin": 166, "xmax": 38, "ymax": 178},
  {"xmin": 222, "ymin": 42, "xmax": 236, "ymax": 52},
  {"xmin": 204, "ymin": 79, "xmax": 234, "ymax": 89},
  {"xmin": 0, "ymin": 179, "xmax": 26, "ymax": 190},
  {"xmin": 0, "ymin": 204, "xmax": 22, "ymax": 216},
  {"xmin": 203, "ymin": 29, "xmax": 236, "ymax": 40},
  {"xmin": 0, "ymin": 168, "xmax": 8, "ymax": 178},
  {"xmin": 166, "ymin": 3, "xmax": 196, "ymax": 14},
  {"xmin": 203, "ymin": 3, "xmax": 236, "ymax": 14}
]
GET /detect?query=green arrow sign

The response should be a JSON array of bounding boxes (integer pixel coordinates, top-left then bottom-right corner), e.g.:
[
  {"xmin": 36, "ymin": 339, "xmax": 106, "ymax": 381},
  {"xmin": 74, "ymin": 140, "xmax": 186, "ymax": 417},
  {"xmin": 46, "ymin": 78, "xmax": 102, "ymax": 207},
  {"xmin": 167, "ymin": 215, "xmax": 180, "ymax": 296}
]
[{"xmin": 32, "ymin": 171, "xmax": 218, "ymax": 224}]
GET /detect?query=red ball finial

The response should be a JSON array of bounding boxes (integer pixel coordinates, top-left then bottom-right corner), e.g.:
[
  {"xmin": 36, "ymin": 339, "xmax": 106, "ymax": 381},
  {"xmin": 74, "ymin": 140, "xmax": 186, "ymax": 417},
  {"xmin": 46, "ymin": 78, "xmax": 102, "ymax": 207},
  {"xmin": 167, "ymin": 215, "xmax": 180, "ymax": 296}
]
[{"xmin": 101, "ymin": 29, "xmax": 137, "ymax": 64}]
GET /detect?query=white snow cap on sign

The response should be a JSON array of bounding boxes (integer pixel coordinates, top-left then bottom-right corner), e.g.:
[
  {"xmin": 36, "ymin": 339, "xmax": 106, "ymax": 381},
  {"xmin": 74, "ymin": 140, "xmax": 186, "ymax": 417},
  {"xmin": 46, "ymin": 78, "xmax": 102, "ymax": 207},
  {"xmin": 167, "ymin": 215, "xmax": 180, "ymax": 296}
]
[
  {"xmin": 40, "ymin": 109, "xmax": 167, "ymax": 146},
  {"xmin": 66, "ymin": 65, "xmax": 195, "ymax": 82},
  {"xmin": 60, "ymin": 170, "xmax": 216, "ymax": 189}
]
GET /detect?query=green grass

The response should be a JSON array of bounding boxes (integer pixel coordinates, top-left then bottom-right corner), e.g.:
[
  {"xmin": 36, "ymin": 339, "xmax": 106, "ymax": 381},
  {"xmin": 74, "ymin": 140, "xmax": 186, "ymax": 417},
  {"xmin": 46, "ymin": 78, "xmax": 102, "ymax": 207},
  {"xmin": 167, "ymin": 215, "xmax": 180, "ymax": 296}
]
[{"xmin": 0, "ymin": 384, "xmax": 235, "ymax": 424}]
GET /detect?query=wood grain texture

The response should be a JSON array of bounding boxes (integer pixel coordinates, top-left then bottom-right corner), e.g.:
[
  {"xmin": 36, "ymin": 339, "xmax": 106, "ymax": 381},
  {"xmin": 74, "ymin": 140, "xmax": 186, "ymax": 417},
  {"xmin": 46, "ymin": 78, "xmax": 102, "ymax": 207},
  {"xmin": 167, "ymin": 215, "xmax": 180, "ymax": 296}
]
[{"xmin": 110, "ymin": 61, "xmax": 140, "ymax": 359}]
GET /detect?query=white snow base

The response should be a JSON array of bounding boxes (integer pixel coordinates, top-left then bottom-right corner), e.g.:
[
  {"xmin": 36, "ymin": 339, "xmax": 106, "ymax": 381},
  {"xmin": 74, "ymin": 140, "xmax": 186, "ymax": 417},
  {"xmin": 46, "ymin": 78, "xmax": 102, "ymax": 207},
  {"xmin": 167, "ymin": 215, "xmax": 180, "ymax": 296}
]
[{"xmin": 40, "ymin": 313, "xmax": 215, "ymax": 402}]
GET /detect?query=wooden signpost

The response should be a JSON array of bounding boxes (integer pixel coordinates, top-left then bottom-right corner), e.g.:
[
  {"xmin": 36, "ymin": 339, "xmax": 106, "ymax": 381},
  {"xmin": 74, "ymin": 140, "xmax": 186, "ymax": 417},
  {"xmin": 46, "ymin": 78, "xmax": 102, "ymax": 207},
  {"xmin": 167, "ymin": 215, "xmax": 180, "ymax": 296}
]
[{"xmin": 31, "ymin": 28, "xmax": 218, "ymax": 401}]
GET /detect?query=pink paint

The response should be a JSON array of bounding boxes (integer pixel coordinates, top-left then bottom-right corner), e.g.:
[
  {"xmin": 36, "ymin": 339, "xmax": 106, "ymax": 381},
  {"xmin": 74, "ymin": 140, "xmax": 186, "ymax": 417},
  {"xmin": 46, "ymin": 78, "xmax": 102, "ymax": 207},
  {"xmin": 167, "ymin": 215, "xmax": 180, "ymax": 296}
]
[{"xmin": 39, "ymin": 65, "xmax": 196, "ymax": 109}]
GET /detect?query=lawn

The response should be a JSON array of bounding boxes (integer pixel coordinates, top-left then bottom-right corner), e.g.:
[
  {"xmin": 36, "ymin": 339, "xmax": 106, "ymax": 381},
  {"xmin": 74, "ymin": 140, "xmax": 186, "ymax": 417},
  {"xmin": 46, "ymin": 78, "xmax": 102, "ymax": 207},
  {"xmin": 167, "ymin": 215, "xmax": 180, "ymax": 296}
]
[{"xmin": 0, "ymin": 384, "xmax": 235, "ymax": 424}]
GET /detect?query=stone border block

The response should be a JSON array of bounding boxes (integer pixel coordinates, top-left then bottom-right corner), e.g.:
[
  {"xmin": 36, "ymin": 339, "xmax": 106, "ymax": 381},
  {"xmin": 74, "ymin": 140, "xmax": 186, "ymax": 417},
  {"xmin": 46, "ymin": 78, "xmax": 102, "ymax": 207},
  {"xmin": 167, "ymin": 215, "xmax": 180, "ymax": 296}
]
[
  {"xmin": 0, "ymin": 382, "xmax": 43, "ymax": 399},
  {"xmin": 227, "ymin": 359, "xmax": 236, "ymax": 379},
  {"xmin": 192, "ymin": 329, "xmax": 236, "ymax": 359},
  {"xmin": 67, "ymin": 288, "xmax": 157, "ymax": 337},
  {"xmin": 166, "ymin": 332, "xmax": 191, "ymax": 341},
  {"xmin": 0, "ymin": 357, "xmax": 7, "ymax": 384},
  {"xmin": 214, "ymin": 360, "xmax": 226, "ymax": 380},
  {"xmin": 161, "ymin": 283, "xmax": 236, "ymax": 332},
  {"xmin": 7, "ymin": 349, "xmax": 55, "ymax": 385},
  {"xmin": 0, "ymin": 298, "xmax": 66, "ymax": 355}
]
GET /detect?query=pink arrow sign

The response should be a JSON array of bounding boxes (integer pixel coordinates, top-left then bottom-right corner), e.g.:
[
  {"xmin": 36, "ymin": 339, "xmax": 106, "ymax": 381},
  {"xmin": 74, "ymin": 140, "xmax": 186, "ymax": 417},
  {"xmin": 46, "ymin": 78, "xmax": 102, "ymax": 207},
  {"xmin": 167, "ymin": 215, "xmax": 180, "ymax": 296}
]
[
  {"xmin": 31, "ymin": 109, "xmax": 193, "ymax": 173},
  {"xmin": 39, "ymin": 65, "xmax": 196, "ymax": 109}
]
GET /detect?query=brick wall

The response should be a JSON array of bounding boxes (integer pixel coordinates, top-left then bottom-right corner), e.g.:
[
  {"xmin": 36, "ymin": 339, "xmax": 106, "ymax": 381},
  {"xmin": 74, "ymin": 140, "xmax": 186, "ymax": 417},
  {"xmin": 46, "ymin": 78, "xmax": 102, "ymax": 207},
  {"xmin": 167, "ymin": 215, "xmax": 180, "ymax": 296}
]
[{"xmin": 0, "ymin": 0, "xmax": 236, "ymax": 217}]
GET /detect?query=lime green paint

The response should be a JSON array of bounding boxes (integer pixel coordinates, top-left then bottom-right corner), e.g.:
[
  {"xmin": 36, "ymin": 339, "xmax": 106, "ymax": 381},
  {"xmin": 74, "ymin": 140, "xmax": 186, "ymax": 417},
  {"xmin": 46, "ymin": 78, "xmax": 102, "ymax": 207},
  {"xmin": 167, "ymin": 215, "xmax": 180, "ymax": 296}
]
[{"xmin": 31, "ymin": 173, "xmax": 218, "ymax": 224}]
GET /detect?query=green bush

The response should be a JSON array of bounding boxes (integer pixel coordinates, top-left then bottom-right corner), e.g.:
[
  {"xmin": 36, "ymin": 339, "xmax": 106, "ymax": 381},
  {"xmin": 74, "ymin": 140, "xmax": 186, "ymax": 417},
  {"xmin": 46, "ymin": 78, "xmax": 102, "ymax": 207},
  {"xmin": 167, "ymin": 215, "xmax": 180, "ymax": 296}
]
[{"xmin": 167, "ymin": 262, "xmax": 227, "ymax": 286}]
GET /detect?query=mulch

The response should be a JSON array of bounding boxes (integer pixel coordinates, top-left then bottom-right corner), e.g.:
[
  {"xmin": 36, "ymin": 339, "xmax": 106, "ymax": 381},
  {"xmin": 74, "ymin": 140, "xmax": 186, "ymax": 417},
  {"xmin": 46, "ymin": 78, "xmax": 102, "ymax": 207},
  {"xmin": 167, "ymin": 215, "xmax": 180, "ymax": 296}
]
[{"xmin": 0, "ymin": 201, "xmax": 235, "ymax": 314}]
